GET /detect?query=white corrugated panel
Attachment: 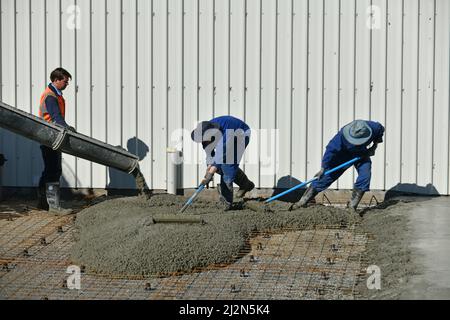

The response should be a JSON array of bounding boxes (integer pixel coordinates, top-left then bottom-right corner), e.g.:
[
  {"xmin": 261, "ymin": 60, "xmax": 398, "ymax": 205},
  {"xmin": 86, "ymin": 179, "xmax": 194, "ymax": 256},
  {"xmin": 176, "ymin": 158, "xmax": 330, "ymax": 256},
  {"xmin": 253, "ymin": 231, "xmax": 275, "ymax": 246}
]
[
  {"xmin": 1, "ymin": 0, "xmax": 17, "ymax": 187},
  {"xmin": 338, "ymin": 0, "xmax": 356, "ymax": 189},
  {"xmin": 323, "ymin": 0, "xmax": 340, "ymax": 190},
  {"xmin": 30, "ymin": 0, "xmax": 47, "ymax": 186},
  {"xmin": 61, "ymin": 0, "xmax": 77, "ymax": 188},
  {"xmin": 401, "ymin": 0, "xmax": 419, "ymax": 188},
  {"xmin": 244, "ymin": 0, "xmax": 261, "ymax": 187},
  {"xmin": 370, "ymin": 0, "xmax": 387, "ymax": 190},
  {"xmin": 182, "ymin": 0, "xmax": 199, "ymax": 188},
  {"xmin": 433, "ymin": 0, "xmax": 450, "ymax": 195},
  {"xmin": 0, "ymin": 0, "xmax": 449, "ymax": 195},
  {"xmin": 16, "ymin": 0, "xmax": 32, "ymax": 186},
  {"xmin": 91, "ymin": 0, "xmax": 107, "ymax": 189},
  {"xmin": 385, "ymin": 0, "xmax": 402, "ymax": 191},
  {"xmin": 292, "ymin": 0, "xmax": 308, "ymax": 184}
]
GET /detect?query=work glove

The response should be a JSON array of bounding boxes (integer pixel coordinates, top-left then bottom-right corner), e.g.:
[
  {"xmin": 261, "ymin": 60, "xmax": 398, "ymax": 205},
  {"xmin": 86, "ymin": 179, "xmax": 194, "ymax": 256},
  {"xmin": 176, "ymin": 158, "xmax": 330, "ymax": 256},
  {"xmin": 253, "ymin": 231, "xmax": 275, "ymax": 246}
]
[
  {"xmin": 201, "ymin": 171, "xmax": 214, "ymax": 186},
  {"xmin": 314, "ymin": 168, "xmax": 325, "ymax": 180},
  {"xmin": 367, "ymin": 143, "xmax": 378, "ymax": 157},
  {"xmin": 67, "ymin": 126, "xmax": 77, "ymax": 133}
]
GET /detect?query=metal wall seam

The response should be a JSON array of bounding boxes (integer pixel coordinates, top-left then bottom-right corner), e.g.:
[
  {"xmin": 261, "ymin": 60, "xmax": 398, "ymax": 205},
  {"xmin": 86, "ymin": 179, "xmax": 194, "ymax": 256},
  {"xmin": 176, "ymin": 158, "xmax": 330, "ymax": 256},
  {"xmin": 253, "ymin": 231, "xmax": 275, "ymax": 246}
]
[
  {"xmin": 259, "ymin": 0, "xmax": 277, "ymax": 188},
  {"xmin": 305, "ymin": 0, "xmax": 309, "ymax": 181},
  {"xmin": 370, "ymin": 0, "xmax": 387, "ymax": 190},
  {"xmin": 336, "ymin": 0, "xmax": 341, "ymax": 189},
  {"xmin": 258, "ymin": 0, "xmax": 262, "ymax": 188},
  {"xmin": 417, "ymin": 0, "xmax": 435, "ymax": 190},
  {"xmin": 430, "ymin": 0, "xmax": 436, "ymax": 188},
  {"xmin": 307, "ymin": 0, "xmax": 323, "ymax": 179},
  {"xmin": 415, "ymin": 0, "xmax": 420, "ymax": 185},
  {"xmin": 401, "ymin": 0, "xmax": 418, "ymax": 187},
  {"xmin": 289, "ymin": 0, "xmax": 294, "ymax": 179},
  {"xmin": 276, "ymin": 0, "xmax": 293, "ymax": 185},
  {"xmin": 0, "ymin": 0, "xmax": 2, "ymax": 102},
  {"xmin": 2, "ymin": 0, "xmax": 17, "ymax": 186},
  {"xmin": 323, "ymin": 0, "xmax": 340, "ymax": 190},
  {"xmin": 432, "ymin": 0, "xmax": 450, "ymax": 194},
  {"xmin": 243, "ymin": 0, "xmax": 261, "ymax": 188},
  {"xmin": 14, "ymin": 0, "xmax": 18, "ymax": 186},
  {"xmin": 16, "ymin": 0, "xmax": 33, "ymax": 186},
  {"xmin": 90, "ymin": 0, "xmax": 93, "ymax": 187},
  {"xmin": 385, "ymin": 0, "xmax": 402, "ymax": 191},
  {"xmin": 152, "ymin": 0, "xmax": 168, "ymax": 189},
  {"xmin": 243, "ymin": 0, "xmax": 247, "ymax": 173},
  {"xmin": 105, "ymin": 0, "xmax": 109, "ymax": 188},
  {"xmin": 76, "ymin": 0, "xmax": 92, "ymax": 189},
  {"xmin": 337, "ymin": 0, "xmax": 355, "ymax": 189}
]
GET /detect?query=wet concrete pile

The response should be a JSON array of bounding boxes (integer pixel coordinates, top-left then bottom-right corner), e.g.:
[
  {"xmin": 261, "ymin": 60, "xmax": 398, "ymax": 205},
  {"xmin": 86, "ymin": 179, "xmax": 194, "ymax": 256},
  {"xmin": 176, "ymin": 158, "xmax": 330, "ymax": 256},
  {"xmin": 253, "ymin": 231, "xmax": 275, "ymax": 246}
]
[{"xmin": 71, "ymin": 194, "xmax": 361, "ymax": 276}]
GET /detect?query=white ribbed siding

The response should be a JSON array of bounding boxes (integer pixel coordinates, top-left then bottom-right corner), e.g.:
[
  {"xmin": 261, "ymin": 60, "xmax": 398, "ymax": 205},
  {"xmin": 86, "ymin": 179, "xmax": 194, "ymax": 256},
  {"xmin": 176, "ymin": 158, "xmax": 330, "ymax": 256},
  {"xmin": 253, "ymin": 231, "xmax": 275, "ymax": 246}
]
[{"xmin": 0, "ymin": 0, "xmax": 449, "ymax": 194}]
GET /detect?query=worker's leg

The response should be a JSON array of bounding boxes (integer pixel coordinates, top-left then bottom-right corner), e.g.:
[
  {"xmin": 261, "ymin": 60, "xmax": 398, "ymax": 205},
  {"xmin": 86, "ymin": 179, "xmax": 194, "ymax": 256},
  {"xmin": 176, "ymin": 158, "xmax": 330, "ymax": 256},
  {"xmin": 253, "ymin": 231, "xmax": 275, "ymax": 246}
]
[
  {"xmin": 348, "ymin": 158, "xmax": 371, "ymax": 211},
  {"xmin": 234, "ymin": 168, "xmax": 255, "ymax": 198},
  {"xmin": 311, "ymin": 167, "xmax": 347, "ymax": 192},
  {"xmin": 354, "ymin": 158, "xmax": 371, "ymax": 192},
  {"xmin": 218, "ymin": 175, "xmax": 234, "ymax": 211},
  {"xmin": 290, "ymin": 167, "xmax": 347, "ymax": 210},
  {"xmin": 38, "ymin": 145, "xmax": 56, "ymax": 210}
]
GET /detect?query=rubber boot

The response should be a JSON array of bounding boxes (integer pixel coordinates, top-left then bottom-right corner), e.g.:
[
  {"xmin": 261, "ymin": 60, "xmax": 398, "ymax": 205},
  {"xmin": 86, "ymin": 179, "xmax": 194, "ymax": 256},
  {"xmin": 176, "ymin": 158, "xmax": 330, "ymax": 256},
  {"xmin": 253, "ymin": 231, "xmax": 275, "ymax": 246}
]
[
  {"xmin": 289, "ymin": 185, "xmax": 318, "ymax": 211},
  {"xmin": 36, "ymin": 186, "xmax": 49, "ymax": 211},
  {"xmin": 46, "ymin": 183, "xmax": 73, "ymax": 215},
  {"xmin": 346, "ymin": 189, "xmax": 365, "ymax": 212},
  {"xmin": 234, "ymin": 169, "xmax": 255, "ymax": 199}
]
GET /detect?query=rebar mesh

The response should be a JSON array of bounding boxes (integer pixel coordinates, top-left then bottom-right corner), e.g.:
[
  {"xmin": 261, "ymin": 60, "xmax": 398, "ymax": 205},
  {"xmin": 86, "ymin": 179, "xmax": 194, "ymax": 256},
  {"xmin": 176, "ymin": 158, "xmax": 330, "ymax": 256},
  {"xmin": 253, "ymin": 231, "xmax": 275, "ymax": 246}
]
[{"xmin": 0, "ymin": 209, "xmax": 368, "ymax": 300}]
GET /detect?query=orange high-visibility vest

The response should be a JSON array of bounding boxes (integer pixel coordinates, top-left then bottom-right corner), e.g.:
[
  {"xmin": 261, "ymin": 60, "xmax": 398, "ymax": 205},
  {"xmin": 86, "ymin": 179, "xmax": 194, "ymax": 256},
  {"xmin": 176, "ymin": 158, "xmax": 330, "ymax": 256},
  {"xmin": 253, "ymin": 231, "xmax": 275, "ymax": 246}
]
[{"xmin": 38, "ymin": 86, "xmax": 66, "ymax": 123}]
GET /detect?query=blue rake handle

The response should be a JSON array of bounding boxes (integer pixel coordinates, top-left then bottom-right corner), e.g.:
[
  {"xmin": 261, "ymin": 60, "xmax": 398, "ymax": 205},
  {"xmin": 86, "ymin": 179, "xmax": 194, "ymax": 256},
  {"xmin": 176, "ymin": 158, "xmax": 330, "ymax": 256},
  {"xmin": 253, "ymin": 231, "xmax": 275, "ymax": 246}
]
[
  {"xmin": 265, "ymin": 157, "xmax": 361, "ymax": 204},
  {"xmin": 180, "ymin": 184, "xmax": 206, "ymax": 213}
]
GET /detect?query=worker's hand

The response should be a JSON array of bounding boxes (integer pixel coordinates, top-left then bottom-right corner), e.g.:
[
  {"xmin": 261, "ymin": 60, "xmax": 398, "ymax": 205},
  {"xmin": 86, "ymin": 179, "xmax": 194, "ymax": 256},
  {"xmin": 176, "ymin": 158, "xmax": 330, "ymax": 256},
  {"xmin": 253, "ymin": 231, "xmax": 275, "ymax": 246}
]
[
  {"xmin": 314, "ymin": 168, "xmax": 325, "ymax": 180},
  {"xmin": 367, "ymin": 143, "xmax": 378, "ymax": 157},
  {"xmin": 201, "ymin": 166, "xmax": 217, "ymax": 186},
  {"xmin": 67, "ymin": 126, "xmax": 77, "ymax": 132}
]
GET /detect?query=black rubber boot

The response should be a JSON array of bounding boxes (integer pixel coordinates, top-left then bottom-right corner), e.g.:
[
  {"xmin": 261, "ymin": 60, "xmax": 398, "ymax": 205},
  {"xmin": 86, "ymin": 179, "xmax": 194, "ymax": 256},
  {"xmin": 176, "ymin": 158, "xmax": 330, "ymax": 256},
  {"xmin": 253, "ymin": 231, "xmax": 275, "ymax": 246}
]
[
  {"xmin": 36, "ymin": 186, "xmax": 49, "ymax": 211},
  {"xmin": 46, "ymin": 183, "xmax": 73, "ymax": 215},
  {"xmin": 346, "ymin": 189, "xmax": 365, "ymax": 211},
  {"xmin": 289, "ymin": 185, "xmax": 318, "ymax": 211},
  {"xmin": 234, "ymin": 169, "xmax": 255, "ymax": 199}
]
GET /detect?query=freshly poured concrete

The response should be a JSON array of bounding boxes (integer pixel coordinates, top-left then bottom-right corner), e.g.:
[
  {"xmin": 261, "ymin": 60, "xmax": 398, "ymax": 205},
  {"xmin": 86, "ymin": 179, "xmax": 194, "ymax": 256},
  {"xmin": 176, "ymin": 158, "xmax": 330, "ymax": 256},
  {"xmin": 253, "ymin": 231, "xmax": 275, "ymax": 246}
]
[
  {"xmin": 71, "ymin": 194, "xmax": 361, "ymax": 276},
  {"xmin": 70, "ymin": 193, "xmax": 450, "ymax": 299}
]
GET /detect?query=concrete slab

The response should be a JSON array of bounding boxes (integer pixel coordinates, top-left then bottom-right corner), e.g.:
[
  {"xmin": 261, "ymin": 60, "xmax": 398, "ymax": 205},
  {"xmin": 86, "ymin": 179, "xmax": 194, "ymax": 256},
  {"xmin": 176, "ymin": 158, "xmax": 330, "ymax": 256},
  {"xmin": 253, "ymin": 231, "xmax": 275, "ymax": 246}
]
[{"xmin": 401, "ymin": 197, "xmax": 450, "ymax": 299}]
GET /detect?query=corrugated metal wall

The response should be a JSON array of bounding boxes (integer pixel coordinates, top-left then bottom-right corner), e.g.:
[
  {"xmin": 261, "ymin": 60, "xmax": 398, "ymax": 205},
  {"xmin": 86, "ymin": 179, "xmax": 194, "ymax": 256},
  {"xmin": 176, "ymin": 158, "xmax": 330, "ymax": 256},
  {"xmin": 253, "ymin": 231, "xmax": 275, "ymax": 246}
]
[{"xmin": 0, "ymin": 0, "xmax": 449, "ymax": 194}]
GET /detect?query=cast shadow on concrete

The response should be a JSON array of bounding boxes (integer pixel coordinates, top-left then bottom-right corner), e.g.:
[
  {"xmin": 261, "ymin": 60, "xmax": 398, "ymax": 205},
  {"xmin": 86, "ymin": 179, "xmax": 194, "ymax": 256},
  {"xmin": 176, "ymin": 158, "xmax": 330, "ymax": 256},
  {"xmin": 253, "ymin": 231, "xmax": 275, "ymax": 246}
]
[
  {"xmin": 384, "ymin": 183, "xmax": 440, "ymax": 201},
  {"xmin": 107, "ymin": 137, "xmax": 150, "ymax": 196},
  {"xmin": 269, "ymin": 175, "xmax": 306, "ymax": 203},
  {"xmin": 359, "ymin": 183, "xmax": 440, "ymax": 217}
]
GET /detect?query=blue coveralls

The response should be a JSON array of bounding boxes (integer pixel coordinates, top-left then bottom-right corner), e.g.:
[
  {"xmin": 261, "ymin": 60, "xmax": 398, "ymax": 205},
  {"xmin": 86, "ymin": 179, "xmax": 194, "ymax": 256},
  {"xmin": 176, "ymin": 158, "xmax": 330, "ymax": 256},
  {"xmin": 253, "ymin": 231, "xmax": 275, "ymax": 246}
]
[
  {"xmin": 311, "ymin": 121, "xmax": 385, "ymax": 192},
  {"xmin": 206, "ymin": 116, "xmax": 251, "ymax": 203}
]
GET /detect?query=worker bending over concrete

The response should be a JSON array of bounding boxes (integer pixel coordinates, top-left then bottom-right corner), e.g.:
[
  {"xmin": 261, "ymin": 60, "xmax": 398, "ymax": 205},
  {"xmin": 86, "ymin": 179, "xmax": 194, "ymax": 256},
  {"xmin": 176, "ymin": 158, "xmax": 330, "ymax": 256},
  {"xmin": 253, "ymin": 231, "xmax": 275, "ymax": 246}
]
[
  {"xmin": 290, "ymin": 120, "xmax": 385, "ymax": 212},
  {"xmin": 191, "ymin": 116, "xmax": 255, "ymax": 211}
]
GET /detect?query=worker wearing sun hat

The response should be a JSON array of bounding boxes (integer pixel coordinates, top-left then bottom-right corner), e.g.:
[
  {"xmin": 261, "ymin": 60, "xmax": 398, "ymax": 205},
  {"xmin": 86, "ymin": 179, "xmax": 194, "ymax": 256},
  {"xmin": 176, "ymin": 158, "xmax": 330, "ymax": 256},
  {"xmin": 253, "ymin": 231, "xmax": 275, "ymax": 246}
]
[{"xmin": 290, "ymin": 120, "xmax": 385, "ymax": 212}]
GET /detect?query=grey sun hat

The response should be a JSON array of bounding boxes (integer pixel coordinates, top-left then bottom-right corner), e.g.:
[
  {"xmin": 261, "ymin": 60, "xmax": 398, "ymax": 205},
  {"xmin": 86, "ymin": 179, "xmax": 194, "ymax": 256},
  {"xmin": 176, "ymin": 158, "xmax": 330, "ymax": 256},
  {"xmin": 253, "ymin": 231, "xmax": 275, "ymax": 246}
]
[
  {"xmin": 342, "ymin": 120, "xmax": 373, "ymax": 146},
  {"xmin": 191, "ymin": 121, "xmax": 221, "ymax": 143}
]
